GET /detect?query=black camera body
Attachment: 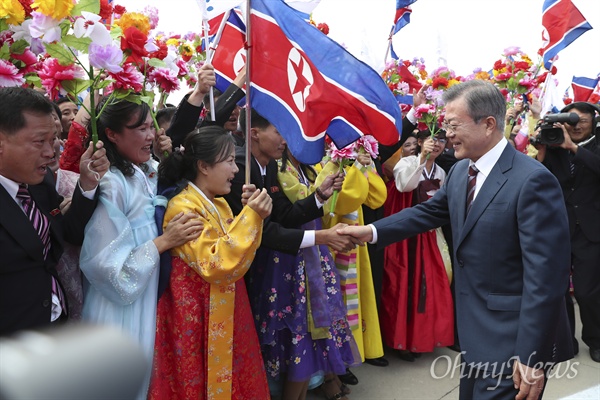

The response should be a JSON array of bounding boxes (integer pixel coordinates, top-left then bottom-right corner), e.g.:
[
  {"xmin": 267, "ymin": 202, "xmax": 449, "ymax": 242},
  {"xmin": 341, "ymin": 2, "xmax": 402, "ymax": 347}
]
[{"xmin": 531, "ymin": 112, "xmax": 580, "ymax": 146}]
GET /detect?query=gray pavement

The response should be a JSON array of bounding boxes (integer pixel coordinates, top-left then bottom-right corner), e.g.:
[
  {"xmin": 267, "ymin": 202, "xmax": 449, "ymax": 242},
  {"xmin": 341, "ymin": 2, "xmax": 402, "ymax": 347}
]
[{"xmin": 307, "ymin": 304, "xmax": 600, "ymax": 400}]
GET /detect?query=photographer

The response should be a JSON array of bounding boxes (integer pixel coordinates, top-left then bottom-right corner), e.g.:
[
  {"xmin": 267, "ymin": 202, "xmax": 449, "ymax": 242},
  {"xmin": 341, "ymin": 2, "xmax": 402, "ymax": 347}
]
[{"xmin": 535, "ymin": 102, "xmax": 600, "ymax": 362}]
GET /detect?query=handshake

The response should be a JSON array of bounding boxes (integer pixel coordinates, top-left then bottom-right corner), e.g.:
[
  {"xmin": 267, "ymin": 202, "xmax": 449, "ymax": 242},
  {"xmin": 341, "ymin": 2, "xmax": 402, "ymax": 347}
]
[{"xmin": 317, "ymin": 223, "xmax": 375, "ymax": 252}]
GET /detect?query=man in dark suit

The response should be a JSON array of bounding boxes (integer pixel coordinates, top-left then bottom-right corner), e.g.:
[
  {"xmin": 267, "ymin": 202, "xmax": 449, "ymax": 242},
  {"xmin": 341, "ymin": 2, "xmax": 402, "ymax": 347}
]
[
  {"xmin": 535, "ymin": 101, "xmax": 600, "ymax": 362},
  {"xmin": 223, "ymin": 108, "xmax": 357, "ymax": 254},
  {"xmin": 0, "ymin": 87, "xmax": 109, "ymax": 335},
  {"xmin": 339, "ymin": 80, "xmax": 573, "ymax": 399}
]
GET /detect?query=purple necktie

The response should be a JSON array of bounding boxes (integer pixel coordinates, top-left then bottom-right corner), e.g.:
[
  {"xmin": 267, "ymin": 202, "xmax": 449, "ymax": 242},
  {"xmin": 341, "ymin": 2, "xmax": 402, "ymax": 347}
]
[
  {"xmin": 466, "ymin": 164, "xmax": 479, "ymax": 215},
  {"xmin": 17, "ymin": 184, "xmax": 66, "ymax": 313}
]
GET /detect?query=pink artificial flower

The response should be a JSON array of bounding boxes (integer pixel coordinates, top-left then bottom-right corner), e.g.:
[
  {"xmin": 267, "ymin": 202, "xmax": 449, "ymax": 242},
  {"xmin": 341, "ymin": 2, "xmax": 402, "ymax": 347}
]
[
  {"xmin": 327, "ymin": 141, "xmax": 357, "ymax": 162},
  {"xmin": 108, "ymin": 63, "xmax": 145, "ymax": 93},
  {"xmin": 142, "ymin": 6, "xmax": 159, "ymax": 30},
  {"xmin": 38, "ymin": 58, "xmax": 86, "ymax": 100},
  {"xmin": 176, "ymin": 58, "xmax": 189, "ymax": 78},
  {"xmin": 148, "ymin": 67, "xmax": 180, "ymax": 94},
  {"xmin": 0, "ymin": 59, "xmax": 25, "ymax": 87},
  {"xmin": 412, "ymin": 103, "xmax": 435, "ymax": 119},
  {"xmin": 358, "ymin": 135, "xmax": 379, "ymax": 158},
  {"xmin": 503, "ymin": 46, "xmax": 521, "ymax": 56}
]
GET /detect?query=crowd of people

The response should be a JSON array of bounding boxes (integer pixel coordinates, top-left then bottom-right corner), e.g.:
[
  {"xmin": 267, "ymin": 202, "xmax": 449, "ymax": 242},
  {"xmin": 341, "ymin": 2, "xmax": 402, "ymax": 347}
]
[{"xmin": 1, "ymin": 61, "xmax": 599, "ymax": 400}]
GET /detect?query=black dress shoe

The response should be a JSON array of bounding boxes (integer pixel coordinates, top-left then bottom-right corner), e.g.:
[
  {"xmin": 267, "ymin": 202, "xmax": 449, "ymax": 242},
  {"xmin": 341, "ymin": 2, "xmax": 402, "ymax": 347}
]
[
  {"xmin": 397, "ymin": 350, "xmax": 415, "ymax": 362},
  {"xmin": 590, "ymin": 348, "xmax": 600, "ymax": 362},
  {"xmin": 364, "ymin": 356, "xmax": 389, "ymax": 367},
  {"xmin": 338, "ymin": 368, "xmax": 358, "ymax": 385}
]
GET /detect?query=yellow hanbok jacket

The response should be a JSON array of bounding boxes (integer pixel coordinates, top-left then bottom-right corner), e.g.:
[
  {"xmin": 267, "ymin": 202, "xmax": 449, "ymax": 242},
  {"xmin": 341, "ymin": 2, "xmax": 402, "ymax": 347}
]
[{"xmin": 317, "ymin": 160, "xmax": 387, "ymax": 361}]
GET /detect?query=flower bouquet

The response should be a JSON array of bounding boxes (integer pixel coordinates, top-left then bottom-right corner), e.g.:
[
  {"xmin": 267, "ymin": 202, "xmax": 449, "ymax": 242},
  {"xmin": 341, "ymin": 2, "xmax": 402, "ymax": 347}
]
[{"xmin": 324, "ymin": 137, "xmax": 357, "ymax": 216}]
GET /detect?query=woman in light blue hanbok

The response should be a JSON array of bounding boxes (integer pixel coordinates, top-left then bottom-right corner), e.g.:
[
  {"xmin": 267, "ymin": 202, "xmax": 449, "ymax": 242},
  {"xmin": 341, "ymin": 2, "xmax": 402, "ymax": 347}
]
[{"xmin": 79, "ymin": 98, "xmax": 202, "ymax": 400}]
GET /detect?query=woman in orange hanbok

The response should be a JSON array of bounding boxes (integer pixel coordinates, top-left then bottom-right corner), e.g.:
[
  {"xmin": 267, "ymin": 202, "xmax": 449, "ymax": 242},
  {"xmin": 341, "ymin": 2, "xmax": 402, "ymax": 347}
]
[{"xmin": 149, "ymin": 126, "xmax": 273, "ymax": 400}]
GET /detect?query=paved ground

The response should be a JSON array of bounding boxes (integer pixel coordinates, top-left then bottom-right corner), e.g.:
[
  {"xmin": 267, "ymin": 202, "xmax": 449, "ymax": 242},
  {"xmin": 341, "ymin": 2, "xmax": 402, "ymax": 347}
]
[{"xmin": 306, "ymin": 304, "xmax": 600, "ymax": 400}]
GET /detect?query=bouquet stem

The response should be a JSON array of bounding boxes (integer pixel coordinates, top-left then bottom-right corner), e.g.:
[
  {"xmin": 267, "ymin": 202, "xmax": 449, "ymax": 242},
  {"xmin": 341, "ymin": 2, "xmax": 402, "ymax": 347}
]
[{"xmin": 329, "ymin": 161, "xmax": 345, "ymax": 217}]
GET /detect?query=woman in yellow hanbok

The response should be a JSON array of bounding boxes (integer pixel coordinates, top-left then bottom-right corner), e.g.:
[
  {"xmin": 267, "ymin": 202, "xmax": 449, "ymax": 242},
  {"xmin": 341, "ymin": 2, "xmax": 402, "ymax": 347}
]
[
  {"xmin": 149, "ymin": 126, "xmax": 273, "ymax": 400},
  {"xmin": 318, "ymin": 151, "xmax": 388, "ymax": 373}
]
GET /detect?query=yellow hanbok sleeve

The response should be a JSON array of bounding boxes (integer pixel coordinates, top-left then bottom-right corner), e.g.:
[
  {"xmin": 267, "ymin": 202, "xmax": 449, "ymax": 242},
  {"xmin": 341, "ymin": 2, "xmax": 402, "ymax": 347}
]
[
  {"xmin": 164, "ymin": 190, "xmax": 263, "ymax": 285},
  {"xmin": 319, "ymin": 161, "xmax": 369, "ymax": 216},
  {"xmin": 363, "ymin": 162, "xmax": 387, "ymax": 210}
]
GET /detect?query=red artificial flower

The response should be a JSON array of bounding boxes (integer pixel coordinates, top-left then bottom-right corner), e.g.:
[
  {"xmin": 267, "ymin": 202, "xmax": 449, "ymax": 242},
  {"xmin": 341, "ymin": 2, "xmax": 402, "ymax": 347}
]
[
  {"xmin": 99, "ymin": 0, "xmax": 114, "ymax": 21},
  {"xmin": 38, "ymin": 58, "xmax": 86, "ymax": 100},
  {"xmin": 535, "ymin": 72, "xmax": 548, "ymax": 86},
  {"xmin": 121, "ymin": 26, "xmax": 148, "ymax": 65},
  {"xmin": 317, "ymin": 22, "xmax": 329, "ymax": 35},
  {"xmin": 113, "ymin": 4, "xmax": 127, "ymax": 18},
  {"xmin": 493, "ymin": 60, "xmax": 506, "ymax": 71},
  {"xmin": 550, "ymin": 66, "xmax": 558, "ymax": 75},
  {"xmin": 495, "ymin": 72, "xmax": 511, "ymax": 82},
  {"xmin": 431, "ymin": 76, "xmax": 449, "ymax": 89},
  {"xmin": 513, "ymin": 61, "xmax": 530, "ymax": 72},
  {"xmin": 563, "ymin": 97, "xmax": 573, "ymax": 105},
  {"xmin": 499, "ymin": 88, "xmax": 509, "ymax": 99},
  {"xmin": 18, "ymin": 0, "xmax": 33, "ymax": 18},
  {"xmin": 149, "ymin": 41, "xmax": 168, "ymax": 60},
  {"xmin": 108, "ymin": 63, "xmax": 144, "ymax": 93}
]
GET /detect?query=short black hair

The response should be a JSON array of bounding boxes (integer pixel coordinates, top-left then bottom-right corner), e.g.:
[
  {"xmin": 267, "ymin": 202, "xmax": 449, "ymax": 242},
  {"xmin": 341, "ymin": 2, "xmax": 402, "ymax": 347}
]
[
  {"xmin": 238, "ymin": 107, "xmax": 271, "ymax": 135},
  {"xmin": 0, "ymin": 87, "xmax": 54, "ymax": 136}
]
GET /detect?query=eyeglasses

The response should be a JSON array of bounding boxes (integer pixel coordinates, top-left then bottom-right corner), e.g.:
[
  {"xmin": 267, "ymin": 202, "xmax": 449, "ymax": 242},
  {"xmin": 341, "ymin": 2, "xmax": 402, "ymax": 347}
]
[{"xmin": 442, "ymin": 118, "xmax": 484, "ymax": 134}]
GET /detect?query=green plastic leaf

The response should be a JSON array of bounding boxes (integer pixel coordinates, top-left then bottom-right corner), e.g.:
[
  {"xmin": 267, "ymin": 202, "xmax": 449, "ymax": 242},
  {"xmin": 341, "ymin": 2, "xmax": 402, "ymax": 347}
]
[
  {"xmin": 110, "ymin": 26, "xmax": 123, "ymax": 41},
  {"xmin": 147, "ymin": 58, "xmax": 167, "ymax": 68},
  {"xmin": 123, "ymin": 93, "xmax": 142, "ymax": 104},
  {"xmin": 0, "ymin": 43, "xmax": 10, "ymax": 60},
  {"xmin": 62, "ymin": 78, "xmax": 92, "ymax": 95},
  {"xmin": 95, "ymin": 79, "xmax": 113, "ymax": 89},
  {"xmin": 25, "ymin": 74, "xmax": 42, "ymax": 87},
  {"xmin": 0, "ymin": 19, "xmax": 8, "ymax": 33},
  {"xmin": 63, "ymin": 35, "xmax": 93, "ymax": 53},
  {"xmin": 71, "ymin": 0, "xmax": 101, "ymax": 17},
  {"xmin": 45, "ymin": 43, "xmax": 75, "ymax": 66},
  {"xmin": 59, "ymin": 19, "xmax": 71, "ymax": 37},
  {"xmin": 10, "ymin": 39, "xmax": 29, "ymax": 55}
]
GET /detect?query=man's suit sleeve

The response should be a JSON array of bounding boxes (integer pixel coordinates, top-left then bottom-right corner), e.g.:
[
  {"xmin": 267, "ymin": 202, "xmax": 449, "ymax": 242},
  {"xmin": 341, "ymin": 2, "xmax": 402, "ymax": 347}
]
[
  {"xmin": 62, "ymin": 183, "xmax": 98, "ymax": 246},
  {"xmin": 221, "ymin": 159, "xmax": 307, "ymax": 255},
  {"xmin": 573, "ymin": 143, "xmax": 600, "ymax": 177},
  {"xmin": 379, "ymin": 117, "xmax": 417, "ymax": 164},
  {"xmin": 514, "ymin": 168, "xmax": 570, "ymax": 366},
  {"xmin": 373, "ymin": 173, "xmax": 450, "ymax": 248},
  {"xmin": 167, "ymin": 94, "xmax": 203, "ymax": 148}
]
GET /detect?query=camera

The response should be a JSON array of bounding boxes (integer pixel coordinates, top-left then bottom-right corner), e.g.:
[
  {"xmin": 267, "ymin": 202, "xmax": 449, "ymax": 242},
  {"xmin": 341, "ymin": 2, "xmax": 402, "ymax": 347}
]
[{"xmin": 531, "ymin": 112, "xmax": 580, "ymax": 146}]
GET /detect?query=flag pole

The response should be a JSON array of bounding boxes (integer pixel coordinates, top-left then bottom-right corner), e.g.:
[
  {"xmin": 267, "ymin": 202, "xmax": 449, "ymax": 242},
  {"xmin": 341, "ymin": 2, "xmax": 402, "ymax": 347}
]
[
  {"xmin": 244, "ymin": 0, "xmax": 252, "ymax": 187},
  {"xmin": 539, "ymin": 58, "xmax": 555, "ymax": 115},
  {"xmin": 384, "ymin": 25, "xmax": 394, "ymax": 64},
  {"xmin": 202, "ymin": 18, "xmax": 216, "ymax": 122}
]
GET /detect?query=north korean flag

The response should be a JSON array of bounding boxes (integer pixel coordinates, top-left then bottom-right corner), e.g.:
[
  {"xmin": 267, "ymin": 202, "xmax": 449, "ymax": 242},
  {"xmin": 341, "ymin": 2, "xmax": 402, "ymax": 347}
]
[
  {"xmin": 571, "ymin": 75, "xmax": 599, "ymax": 102},
  {"xmin": 540, "ymin": 0, "xmax": 593, "ymax": 69},
  {"xmin": 250, "ymin": 0, "xmax": 402, "ymax": 164},
  {"xmin": 211, "ymin": 10, "xmax": 246, "ymax": 94},
  {"xmin": 393, "ymin": 1, "xmax": 418, "ymax": 34}
]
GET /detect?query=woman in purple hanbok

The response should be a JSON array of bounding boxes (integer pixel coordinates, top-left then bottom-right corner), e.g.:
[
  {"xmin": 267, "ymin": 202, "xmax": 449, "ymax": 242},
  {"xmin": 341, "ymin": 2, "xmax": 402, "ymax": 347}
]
[{"xmin": 246, "ymin": 148, "xmax": 360, "ymax": 400}]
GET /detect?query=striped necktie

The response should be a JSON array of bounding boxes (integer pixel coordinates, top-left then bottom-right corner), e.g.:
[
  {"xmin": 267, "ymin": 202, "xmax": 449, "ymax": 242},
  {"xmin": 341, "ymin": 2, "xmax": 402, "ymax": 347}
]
[
  {"xmin": 17, "ymin": 184, "xmax": 51, "ymax": 259},
  {"xmin": 466, "ymin": 164, "xmax": 479, "ymax": 215},
  {"xmin": 17, "ymin": 184, "xmax": 66, "ymax": 314}
]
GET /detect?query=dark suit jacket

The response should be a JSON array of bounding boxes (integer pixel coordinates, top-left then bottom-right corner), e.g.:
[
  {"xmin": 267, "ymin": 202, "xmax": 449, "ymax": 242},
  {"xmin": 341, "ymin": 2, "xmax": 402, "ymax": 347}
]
[
  {"xmin": 374, "ymin": 144, "xmax": 573, "ymax": 368},
  {"xmin": 167, "ymin": 85, "xmax": 245, "ymax": 148},
  {"xmin": 541, "ymin": 136, "xmax": 600, "ymax": 242},
  {"xmin": 0, "ymin": 171, "xmax": 97, "ymax": 334},
  {"xmin": 222, "ymin": 146, "xmax": 323, "ymax": 254}
]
